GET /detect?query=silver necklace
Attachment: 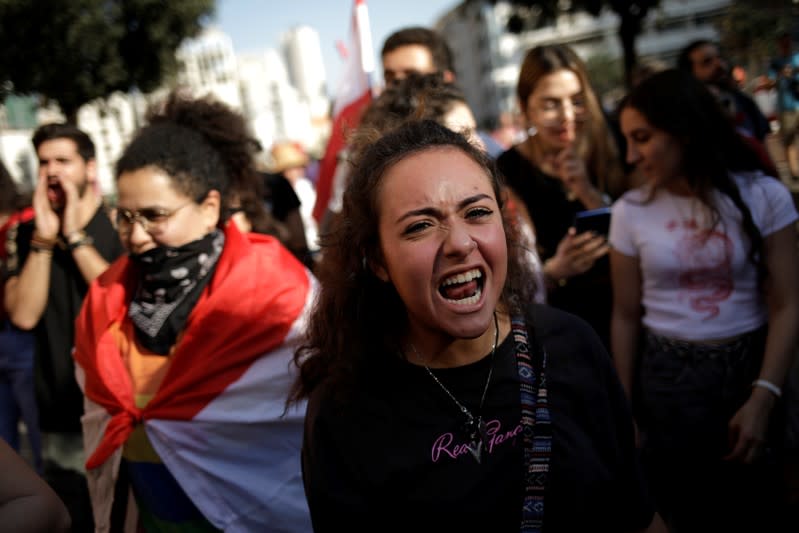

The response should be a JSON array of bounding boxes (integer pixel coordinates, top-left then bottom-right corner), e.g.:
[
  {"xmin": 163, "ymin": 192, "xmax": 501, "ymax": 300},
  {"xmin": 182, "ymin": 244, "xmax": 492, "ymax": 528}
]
[{"xmin": 410, "ymin": 312, "xmax": 499, "ymax": 464}]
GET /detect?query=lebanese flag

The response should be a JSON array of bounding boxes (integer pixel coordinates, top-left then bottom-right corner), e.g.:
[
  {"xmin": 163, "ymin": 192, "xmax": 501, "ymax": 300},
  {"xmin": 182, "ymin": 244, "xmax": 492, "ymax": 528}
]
[
  {"xmin": 74, "ymin": 223, "xmax": 315, "ymax": 531},
  {"xmin": 312, "ymin": 0, "xmax": 375, "ymax": 222}
]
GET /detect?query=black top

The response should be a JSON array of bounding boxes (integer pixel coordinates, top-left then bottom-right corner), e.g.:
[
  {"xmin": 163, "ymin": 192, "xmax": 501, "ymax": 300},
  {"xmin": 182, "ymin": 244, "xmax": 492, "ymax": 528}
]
[
  {"xmin": 261, "ymin": 171, "xmax": 301, "ymax": 221},
  {"xmin": 10, "ymin": 208, "xmax": 124, "ymax": 432},
  {"xmin": 496, "ymin": 148, "xmax": 612, "ymax": 348},
  {"xmin": 497, "ymin": 148, "xmax": 586, "ymax": 260},
  {"xmin": 302, "ymin": 305, "xmax": 654, "ymax": 532},
  {"xmin": 729, "ymin": 88, "xmax": 771, "ymax": 142}
]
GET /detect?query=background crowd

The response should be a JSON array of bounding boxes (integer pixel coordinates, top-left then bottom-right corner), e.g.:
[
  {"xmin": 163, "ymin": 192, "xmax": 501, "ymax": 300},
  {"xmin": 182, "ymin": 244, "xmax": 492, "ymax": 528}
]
[{"xmin": 0, "ymin": 19, "xmax": 798, "ymax": 533}]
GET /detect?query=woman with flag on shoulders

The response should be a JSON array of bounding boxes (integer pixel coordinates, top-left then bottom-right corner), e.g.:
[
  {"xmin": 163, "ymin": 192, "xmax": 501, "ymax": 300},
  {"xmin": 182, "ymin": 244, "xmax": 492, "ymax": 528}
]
[{"xmin": 73, "ymin": 92, "xmax": 315, "ymax": 532}]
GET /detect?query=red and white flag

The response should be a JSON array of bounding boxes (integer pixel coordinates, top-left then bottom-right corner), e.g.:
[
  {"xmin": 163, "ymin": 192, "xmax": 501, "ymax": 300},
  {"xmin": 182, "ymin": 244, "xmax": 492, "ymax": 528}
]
[
  {"xmin": 312, "ymin": 0, "xmax": 375, "ymax": 222},
  {"xmin": 74, "ymin": 224, "xmax": 316, "ymax": 531}
]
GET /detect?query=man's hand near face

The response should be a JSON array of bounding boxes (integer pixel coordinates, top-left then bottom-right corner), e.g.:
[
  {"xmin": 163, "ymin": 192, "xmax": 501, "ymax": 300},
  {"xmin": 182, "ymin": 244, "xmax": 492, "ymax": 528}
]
[
  {"xmin": 58, "ymin": 175, "xmax": 97, "ymax": 238},
  {"xmin": 32, "ymin": 174, "xmax": 60, "ymax": 241}
]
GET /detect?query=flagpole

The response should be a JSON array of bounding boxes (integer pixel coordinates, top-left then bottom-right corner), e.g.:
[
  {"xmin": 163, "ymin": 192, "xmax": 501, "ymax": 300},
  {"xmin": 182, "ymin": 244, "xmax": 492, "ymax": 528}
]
[
  {"xmin": 312, "ymin": 0, "xmax": 376, "ymax": 223},
  {"xmin": 355, "ymin": 0, "xmax": 375, "ymax": 94}
]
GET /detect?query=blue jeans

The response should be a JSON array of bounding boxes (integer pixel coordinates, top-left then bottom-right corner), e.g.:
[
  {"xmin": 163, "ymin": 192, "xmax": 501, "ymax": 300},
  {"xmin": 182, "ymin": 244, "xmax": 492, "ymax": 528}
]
[{"xmin": 0, "ymin": 320, "xmax": 42, "ymax": 472}]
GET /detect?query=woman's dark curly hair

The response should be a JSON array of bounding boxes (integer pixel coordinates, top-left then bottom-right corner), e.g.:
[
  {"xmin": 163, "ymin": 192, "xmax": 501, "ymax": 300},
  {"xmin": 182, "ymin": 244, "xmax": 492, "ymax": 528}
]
[
  {"xmin": 619, "ymin": 69, "xmax": 770, "ymax": 284},
  {"xmin": 116, "ymin": 91, "xmax": 260, "ymax": 224},
  {"xmin": 289, "ymin": 120, "xmax": 539, "ymax": 403}
]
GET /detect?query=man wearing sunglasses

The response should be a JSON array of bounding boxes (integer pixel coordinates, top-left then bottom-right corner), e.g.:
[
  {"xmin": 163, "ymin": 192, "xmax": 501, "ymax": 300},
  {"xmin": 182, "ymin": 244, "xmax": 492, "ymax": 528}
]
[{"xmin": 3, "ymin": 123, "xmax": 123, "ymax": 532}]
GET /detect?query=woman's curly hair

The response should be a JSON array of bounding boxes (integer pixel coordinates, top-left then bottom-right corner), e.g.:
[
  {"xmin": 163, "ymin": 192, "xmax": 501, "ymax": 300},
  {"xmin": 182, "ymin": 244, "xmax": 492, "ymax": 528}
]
[
  {"xmin": 289, "ymin": 120, "xmax": 539, "ymax": 403},
  {"xmin": 116, "ymin": 91, "xmax": 261, "ymax": 224}
]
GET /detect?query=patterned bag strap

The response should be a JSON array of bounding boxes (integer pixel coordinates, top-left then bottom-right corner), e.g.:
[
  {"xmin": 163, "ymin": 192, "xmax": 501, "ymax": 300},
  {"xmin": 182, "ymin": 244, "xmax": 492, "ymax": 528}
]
[{"xmin": 512, "ymin": 315, "xmax": 551, "ymax": 533}]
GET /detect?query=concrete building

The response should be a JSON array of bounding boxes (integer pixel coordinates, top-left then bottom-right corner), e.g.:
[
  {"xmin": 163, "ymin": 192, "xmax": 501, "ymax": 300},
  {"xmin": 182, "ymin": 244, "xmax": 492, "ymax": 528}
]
[
  {"xmin": 436, "ymin": 0, "xmax": 732, "ymax": 128},
  {"xmin": 2, "ymin": 26, "xmax": 333, "ymax": 195},
  {"xmin": 0, "ymin": 95, "xmax": 38, "ymax": 188},
  {"xmin": 176, "ymin": 26, "xmax": 242, "ymax": 110},
  {"xmin": 75, "ymin": 91, "xmax": 146, "ymax": 195},
  {"xmin": 281, "ymin": 25, "xmax": 330, "ymax": 118},
  {"xmin": 238, "ymin": 49, "xmax": 320, "ymax": 154},
  {"xmin": 0, "ymin": 129, "xmax": 37, "ymax": 190}
]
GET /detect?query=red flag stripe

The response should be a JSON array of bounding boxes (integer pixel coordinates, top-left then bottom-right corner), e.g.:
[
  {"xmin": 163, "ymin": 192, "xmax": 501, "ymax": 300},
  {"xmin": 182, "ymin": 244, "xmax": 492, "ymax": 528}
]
[{"xmin": 312, "ymin": 0, "xmax": 374, "ymax": 222}]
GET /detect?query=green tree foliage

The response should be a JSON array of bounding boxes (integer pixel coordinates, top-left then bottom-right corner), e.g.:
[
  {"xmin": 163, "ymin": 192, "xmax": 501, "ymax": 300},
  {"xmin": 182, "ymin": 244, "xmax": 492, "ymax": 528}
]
[
  {"xmin": 719, "ymin": 0, "xmax": 796, "ymax": 74},
  {"xmin": 0, "ymin": 0, "xmax": 215, "ymax": 122},
  {"xmin": 482, "ymin": 0, "xmax": 660, "ymax": 87},
  {"xmin": 584, "ymin": 52, "xmax": 624, "ymax": 99}
]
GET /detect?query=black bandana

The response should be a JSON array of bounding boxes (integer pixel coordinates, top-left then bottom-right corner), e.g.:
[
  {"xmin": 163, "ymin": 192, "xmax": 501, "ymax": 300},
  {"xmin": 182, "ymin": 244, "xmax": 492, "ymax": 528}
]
[{"xmin": 128, "ymin": 230, "xmax": 225, "ymax": 355}]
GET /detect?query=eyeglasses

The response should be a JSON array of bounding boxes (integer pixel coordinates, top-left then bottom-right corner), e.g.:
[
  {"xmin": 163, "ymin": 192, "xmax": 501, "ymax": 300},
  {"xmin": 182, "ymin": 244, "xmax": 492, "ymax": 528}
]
[
  {"xmin": 532, "ymin": 97, "xmax": 588, "ymax": 124},
  {"xmin": 115, "ymin": 202, "xmax": 192, "ymax": 234}
]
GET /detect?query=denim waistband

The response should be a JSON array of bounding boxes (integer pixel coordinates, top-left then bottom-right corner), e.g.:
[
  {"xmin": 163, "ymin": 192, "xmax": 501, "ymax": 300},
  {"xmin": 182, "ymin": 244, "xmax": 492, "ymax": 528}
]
[{"xmin": 644, "ymin": 326, "xmax": 766, "ymax": 360}]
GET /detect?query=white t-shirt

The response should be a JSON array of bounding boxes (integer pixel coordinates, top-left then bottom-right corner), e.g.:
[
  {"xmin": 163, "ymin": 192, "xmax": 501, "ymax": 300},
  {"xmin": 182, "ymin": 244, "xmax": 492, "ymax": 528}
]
[
  {"xmin": 609, "ymin": 171, "xmax": 797, "ymax": 341},
  {"xmin": 293, "ymin": 176, "xmax": 320, "ymax": 252}
]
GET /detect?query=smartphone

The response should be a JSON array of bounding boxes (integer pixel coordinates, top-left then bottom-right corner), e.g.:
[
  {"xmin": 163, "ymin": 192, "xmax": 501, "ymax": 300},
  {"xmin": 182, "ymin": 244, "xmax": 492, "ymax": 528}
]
[{"xmin": 573, "ymin": 207, "xmax": 612, "ymax": 236}]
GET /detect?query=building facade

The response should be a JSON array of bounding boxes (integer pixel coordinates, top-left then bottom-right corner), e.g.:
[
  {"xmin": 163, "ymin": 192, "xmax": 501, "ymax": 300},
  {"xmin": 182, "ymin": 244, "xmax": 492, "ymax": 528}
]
[
  {"xmin": 436, "ymin": 0, "xmax": 732, "ymax": 128},
  {"xmin": 281, "ymin": 25, "xmax": 330, "ymax": 120},
  {"xmin": 1, "ymin": 26, "xmax": 333, "ymax": 193},
  {"xmin": 238, "ymin": 49, "xmax": 319, "ymax": 154},
  {"xmin": 176, "ymin": 27, "xmax": 242, "ymax": 110}
]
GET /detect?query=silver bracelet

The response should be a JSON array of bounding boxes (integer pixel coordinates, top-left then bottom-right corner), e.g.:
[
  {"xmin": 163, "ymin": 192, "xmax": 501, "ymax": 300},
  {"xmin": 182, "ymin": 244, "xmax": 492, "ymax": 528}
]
[{"xmin": 752, "ymin": 378, "xmax": 782, "ymax": 398}]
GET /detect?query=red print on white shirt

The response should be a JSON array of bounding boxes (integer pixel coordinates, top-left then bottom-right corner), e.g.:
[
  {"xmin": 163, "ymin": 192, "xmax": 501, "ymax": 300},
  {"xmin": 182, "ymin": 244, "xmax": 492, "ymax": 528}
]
[{"xmin": 671, "ymin": 220, "xmax": 734, "ymax": 320}]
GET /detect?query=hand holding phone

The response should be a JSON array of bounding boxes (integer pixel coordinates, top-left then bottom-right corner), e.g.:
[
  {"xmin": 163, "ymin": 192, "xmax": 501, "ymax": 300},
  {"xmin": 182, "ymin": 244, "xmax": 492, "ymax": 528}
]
[
  {"xmin": 546, "ymin": 227, "xmax": 610, "ymax": 282},
  {"xmin": 573, "ymin": 207, "xmax": 612, "ymax": 236}
]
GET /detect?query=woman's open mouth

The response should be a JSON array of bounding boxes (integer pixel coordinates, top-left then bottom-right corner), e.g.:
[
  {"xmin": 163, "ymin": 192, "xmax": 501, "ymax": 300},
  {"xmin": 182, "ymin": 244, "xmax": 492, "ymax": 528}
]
[{"xmin": 438, "ymin": 268, "xmax": 484, "ymax": 305}]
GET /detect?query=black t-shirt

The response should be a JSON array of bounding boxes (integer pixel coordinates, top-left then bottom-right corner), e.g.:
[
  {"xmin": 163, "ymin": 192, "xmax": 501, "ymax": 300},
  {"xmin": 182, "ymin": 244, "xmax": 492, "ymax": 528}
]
[
  {"xmin": 497, "ymin": 148, "xmax": 583, "ymax": 261},
  {"xmin": 730, "ymin": 89, "xmax": 771, "ymax": 142},
  {"xmin": 10, "ymin": 208, "xmax": 124, "ymax": 432},
  {"xmin": 496, "ymin": 148, "xmax": 612, "ymax": 348},
  {"xmin": 302, "ymin": 305, "xmax": 654, "ymax": 532},
  {"xmin": 261, "ymin": 172, "xmax": 301, "ymax": 221}
]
